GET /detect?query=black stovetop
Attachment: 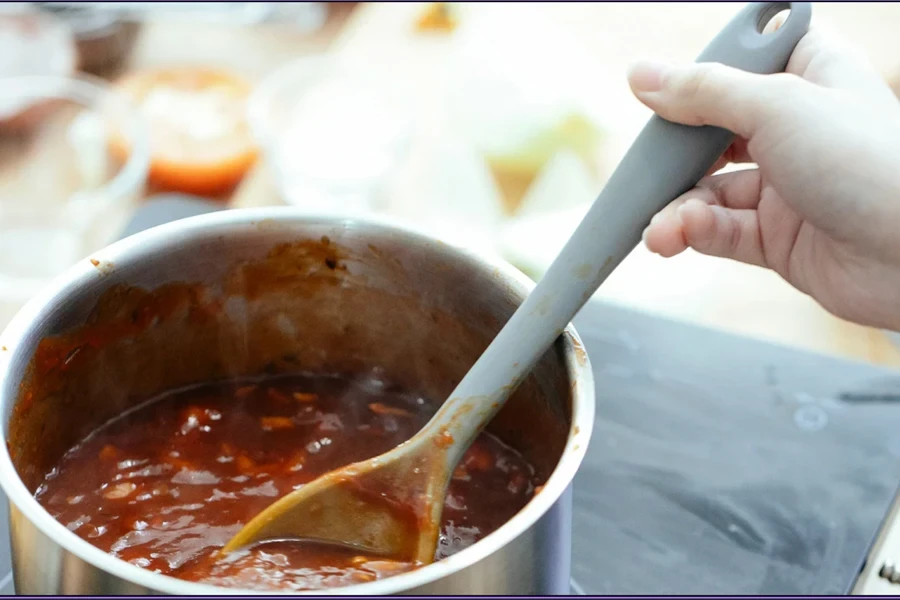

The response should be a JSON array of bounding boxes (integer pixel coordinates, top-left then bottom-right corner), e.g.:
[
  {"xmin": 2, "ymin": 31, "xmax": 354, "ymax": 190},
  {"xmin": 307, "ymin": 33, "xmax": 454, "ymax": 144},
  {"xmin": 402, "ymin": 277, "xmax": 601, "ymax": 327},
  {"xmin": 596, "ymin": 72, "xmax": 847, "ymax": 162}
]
[
  {"xmin": 571, "ymin": 302, "xmax": 900, "ymax": 595},
  {"xmin": 2, "ymin": 197, "xmax": 900, "ymax": 594}
]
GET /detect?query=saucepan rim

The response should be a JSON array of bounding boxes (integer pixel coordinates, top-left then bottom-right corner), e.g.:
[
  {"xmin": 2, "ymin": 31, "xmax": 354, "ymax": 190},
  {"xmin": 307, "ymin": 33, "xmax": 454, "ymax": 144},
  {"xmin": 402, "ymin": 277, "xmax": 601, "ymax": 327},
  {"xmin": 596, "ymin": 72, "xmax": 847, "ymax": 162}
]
[{"xmin": 0, "ymin": 207, "xmax": 595, "ymax": 595}]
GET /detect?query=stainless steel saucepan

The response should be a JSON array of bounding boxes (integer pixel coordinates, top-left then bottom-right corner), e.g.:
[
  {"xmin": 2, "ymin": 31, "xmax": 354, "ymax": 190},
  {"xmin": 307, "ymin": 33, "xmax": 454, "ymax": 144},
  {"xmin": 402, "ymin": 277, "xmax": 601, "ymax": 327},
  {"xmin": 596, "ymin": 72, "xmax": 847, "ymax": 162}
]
[{"xmin": 0, "ymin": 207, "xmax": 594, "ymax": 594}]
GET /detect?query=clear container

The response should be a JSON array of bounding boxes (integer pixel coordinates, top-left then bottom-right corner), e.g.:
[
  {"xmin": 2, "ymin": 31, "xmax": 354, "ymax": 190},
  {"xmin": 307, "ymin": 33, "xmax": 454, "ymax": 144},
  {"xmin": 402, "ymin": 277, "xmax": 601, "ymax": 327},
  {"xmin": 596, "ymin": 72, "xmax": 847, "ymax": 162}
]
[
  {"xmin": 0, "ymin": 74, "xmax": 149, "ymax": 323},
  {"xmin": 247, "ymin": 56, "xmax": 412, "ymax": 215}
]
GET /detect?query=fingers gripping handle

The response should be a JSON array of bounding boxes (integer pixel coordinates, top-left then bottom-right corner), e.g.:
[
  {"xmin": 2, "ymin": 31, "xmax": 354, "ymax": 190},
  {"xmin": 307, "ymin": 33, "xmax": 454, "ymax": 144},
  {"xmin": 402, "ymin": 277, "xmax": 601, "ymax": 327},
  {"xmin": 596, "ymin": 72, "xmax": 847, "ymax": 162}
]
[
  {"xmin": 584, "ymin": 2, "xmax": 812, "ymax": 271},
  {"xmin": 569, "ymin": 2, "xmax": 812, "ymax": 287}
]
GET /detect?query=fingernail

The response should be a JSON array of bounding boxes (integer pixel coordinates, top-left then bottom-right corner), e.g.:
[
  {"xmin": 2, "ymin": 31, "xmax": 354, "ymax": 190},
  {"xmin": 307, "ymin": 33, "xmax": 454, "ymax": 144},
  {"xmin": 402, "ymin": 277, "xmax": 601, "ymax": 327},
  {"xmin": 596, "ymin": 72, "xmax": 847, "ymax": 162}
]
[
  {"xmin": 650, "ymin": 213, "xmax": 662, "ymax": 225},
  {"xmin": 627, "ymin": 61, "xmax": 670, "ymax": 93},
  {"xmin": 641, "ymin": 226, "xmax": 650, "ymax": 244}
]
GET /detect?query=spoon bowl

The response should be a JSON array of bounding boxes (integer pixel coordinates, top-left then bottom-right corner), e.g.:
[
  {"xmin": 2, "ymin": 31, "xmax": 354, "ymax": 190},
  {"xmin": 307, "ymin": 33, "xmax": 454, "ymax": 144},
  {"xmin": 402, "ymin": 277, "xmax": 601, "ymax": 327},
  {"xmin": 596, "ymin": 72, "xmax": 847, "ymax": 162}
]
[{"xmin": 222, "ymin": 433, "xmax": 447, "ymax": 562}]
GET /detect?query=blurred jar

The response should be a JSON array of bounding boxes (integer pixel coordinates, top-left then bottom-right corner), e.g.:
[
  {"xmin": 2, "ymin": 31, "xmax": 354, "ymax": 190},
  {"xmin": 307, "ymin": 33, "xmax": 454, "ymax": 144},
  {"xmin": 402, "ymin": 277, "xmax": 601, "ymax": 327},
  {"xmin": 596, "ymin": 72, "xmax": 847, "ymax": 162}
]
[
  {"xmin": 0, "ymin": 8, "xmax": 77, "ymax": 84},
  {"xmin": 248, "ymin": 57, "xmax": 412, "ymax": 215},
  {"xmin": 447, "ymin": 7, "xmax": 607, "ymax": 216},
  {"xmin": 0, "ymin": 74, "xmax": 149, "ymax": 325}
]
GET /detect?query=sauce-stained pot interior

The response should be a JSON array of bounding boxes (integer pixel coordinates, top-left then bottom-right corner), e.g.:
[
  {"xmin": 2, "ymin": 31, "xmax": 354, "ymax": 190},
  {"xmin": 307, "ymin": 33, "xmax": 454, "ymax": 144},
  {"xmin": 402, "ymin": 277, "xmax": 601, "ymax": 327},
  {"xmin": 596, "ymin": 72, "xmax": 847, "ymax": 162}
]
[{"xmin": 5, "ymin": 222, "xmax": 578, "ymax": 591}]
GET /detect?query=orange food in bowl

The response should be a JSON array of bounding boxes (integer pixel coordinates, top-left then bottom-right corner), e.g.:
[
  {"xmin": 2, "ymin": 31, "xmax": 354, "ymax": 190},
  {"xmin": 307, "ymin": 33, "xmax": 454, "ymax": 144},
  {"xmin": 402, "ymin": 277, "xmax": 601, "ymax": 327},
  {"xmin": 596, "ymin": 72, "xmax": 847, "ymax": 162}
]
[{"xmin": 111, "ymin": 68, "xmax": 258, "ymax": 197}]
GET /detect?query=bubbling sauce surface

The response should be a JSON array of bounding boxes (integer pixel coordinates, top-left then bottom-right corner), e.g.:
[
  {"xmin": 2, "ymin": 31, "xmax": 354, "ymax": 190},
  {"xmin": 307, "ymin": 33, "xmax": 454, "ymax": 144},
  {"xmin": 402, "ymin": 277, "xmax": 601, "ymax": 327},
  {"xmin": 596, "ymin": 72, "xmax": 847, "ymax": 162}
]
[{"xmin": 35, "ymin": 374, "xmax": 540, "ymax": 591}]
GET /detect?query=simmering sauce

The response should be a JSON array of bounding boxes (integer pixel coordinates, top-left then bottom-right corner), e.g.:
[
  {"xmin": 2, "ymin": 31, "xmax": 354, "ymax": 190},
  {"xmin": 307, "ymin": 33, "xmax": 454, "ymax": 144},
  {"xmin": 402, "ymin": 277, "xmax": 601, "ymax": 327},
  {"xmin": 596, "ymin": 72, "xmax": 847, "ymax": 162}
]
[{"xmin": 35, "ymin": 374, "xmax": 541, "ymax": 591}]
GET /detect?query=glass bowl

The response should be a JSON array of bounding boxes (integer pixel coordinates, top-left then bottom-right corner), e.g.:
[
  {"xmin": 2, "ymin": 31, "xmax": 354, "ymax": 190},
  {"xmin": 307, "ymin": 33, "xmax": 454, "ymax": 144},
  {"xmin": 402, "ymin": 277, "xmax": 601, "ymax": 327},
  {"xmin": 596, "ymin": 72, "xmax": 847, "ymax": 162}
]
[
  {"xmin": 247, "ymin": 56, "xmax": 413, "ymax": 215},
  {"xmin": 0, "ymin": 74, "xmax": 149, "ymax": 324}
]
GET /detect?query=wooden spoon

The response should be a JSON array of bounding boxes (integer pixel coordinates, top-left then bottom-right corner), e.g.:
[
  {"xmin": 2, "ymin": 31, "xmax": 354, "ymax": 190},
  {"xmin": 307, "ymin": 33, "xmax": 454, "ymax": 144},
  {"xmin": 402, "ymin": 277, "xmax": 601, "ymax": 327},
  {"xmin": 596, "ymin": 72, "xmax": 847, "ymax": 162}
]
[{"xmin": 222, "ymin": 1, "xmax": 811, "ymax": 564}]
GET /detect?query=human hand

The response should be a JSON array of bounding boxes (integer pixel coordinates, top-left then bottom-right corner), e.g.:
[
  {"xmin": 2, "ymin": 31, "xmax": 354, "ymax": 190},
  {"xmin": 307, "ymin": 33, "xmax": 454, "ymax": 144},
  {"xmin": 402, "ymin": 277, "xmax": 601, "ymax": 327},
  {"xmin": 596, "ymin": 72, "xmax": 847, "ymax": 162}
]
[{"xmin": 629, "ymin": 30, "xmax": 900, "ymax": 331}]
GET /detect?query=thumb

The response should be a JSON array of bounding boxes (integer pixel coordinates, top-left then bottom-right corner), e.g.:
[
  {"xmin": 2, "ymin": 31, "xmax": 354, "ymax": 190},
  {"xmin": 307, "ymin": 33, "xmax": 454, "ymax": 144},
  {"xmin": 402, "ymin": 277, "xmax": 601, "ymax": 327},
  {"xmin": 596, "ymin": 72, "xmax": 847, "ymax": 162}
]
[{"xmin": 627, "ymin": 61, "xmax": 806, "ymax": 139}]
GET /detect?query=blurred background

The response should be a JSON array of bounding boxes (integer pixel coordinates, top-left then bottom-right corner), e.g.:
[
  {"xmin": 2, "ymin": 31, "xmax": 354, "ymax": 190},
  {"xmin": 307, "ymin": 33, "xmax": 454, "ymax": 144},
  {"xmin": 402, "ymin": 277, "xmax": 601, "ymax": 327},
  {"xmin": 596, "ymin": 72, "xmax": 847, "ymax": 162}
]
[{"xmin": 1, "ymin": 1, "xmax": 899, "ymax": 365}]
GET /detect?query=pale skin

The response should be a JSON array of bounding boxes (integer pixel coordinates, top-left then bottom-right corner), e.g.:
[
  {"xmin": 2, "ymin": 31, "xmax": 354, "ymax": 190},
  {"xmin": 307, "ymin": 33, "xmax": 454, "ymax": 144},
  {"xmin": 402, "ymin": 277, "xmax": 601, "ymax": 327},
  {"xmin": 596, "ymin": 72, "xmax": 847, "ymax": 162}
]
[{"xmin": 628, "ymin": 30, "xmax": 900, "ymax": 332}]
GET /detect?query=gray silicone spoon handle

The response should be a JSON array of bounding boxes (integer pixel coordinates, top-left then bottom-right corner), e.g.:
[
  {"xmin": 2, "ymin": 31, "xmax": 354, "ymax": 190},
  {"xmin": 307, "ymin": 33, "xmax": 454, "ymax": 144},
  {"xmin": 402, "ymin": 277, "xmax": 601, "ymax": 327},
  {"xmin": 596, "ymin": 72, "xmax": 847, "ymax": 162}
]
[{"xmin": 429, "ymin": 2, "xmax": 812, "ymax": 464}]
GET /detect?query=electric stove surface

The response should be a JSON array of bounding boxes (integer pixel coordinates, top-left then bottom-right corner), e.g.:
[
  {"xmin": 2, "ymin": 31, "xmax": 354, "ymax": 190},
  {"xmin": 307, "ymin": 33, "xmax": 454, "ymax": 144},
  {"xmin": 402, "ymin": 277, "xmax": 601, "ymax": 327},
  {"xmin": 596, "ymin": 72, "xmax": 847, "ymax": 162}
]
[
  {"xmin": 0, "ymin": 198, "xmax": 899, "ymax": 594},
  {"xmin": 571, "ymin": 303, "xmax": 900, "ymax": 595}
]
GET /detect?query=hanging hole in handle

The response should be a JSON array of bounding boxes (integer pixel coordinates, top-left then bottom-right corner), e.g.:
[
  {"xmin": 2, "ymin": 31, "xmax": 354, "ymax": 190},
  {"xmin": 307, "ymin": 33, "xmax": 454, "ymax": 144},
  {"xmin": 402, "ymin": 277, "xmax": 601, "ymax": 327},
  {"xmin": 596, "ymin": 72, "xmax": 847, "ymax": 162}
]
[{"xmin": 756, "ymin": 2, "xmax": 791, "ymax": 35}]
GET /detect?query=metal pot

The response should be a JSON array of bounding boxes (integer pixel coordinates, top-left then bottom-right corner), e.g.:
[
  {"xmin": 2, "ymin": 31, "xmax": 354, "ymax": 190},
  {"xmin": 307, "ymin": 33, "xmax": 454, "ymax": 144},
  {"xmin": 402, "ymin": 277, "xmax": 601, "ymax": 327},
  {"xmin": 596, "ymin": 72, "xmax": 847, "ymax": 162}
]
[{"xmin": 0, "ymin": 208, "xmax": 594, "ymax": 595}]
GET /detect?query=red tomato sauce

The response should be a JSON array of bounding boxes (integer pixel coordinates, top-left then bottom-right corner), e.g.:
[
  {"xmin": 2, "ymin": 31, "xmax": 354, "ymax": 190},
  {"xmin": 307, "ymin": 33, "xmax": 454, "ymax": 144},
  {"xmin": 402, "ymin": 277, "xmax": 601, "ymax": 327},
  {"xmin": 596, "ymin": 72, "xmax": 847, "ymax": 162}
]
[{"xmin": 35, "ymin": 374, "xmax": 540, "ymax": 591}]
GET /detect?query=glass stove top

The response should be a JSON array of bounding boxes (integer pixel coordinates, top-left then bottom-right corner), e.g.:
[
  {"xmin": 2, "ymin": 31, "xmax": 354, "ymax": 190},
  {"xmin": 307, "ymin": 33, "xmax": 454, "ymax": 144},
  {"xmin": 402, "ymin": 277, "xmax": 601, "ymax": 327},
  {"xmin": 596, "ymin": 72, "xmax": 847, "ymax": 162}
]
[{"xmin": 571, "ymin": 302, "xmax": 900, "ymax": 594}]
